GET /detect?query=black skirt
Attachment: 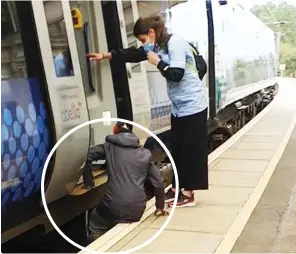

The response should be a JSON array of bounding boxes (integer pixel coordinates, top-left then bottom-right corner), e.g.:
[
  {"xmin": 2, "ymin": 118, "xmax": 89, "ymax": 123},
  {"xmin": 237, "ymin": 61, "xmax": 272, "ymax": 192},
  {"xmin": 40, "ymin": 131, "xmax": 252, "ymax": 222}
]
[{"xmin": 171, "ymin": 108, "xmax": 209, "ymax": 191}]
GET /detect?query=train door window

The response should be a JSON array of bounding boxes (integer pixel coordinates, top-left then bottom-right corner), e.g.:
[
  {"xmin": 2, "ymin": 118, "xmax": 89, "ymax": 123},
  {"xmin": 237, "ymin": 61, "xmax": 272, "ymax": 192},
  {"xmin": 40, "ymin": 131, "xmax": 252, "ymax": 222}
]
[
  {"xmin": 1, "ymin": 2, "xmax": 27, "ymax": 79},
  {"xmin": 1, "ymin": 1, "xmax": 53, "ymax": 212},
  {"xmin": 43, "ymin": 0, "xmax": 74, "ymax": 78},
  {"xmin": 122, "ymin": 0, "xmax": 141, "ymax": 73}
]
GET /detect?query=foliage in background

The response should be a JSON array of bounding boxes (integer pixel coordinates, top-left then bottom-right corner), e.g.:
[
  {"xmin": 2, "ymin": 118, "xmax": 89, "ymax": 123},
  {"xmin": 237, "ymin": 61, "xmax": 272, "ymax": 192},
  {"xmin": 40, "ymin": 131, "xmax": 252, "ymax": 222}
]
[
  {"xmin": 251, "ymin": 1, "xmax": 296, "ymax": 76},
  {"xmin": 233, "ymin": 57, "xmax": 274, "ymax": 86}
]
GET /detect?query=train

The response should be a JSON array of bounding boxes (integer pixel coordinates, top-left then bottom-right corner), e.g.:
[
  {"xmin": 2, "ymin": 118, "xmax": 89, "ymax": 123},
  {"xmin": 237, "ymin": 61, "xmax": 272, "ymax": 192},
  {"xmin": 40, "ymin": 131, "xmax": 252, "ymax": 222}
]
[{"xmin": 1, "ymin": 0, "xmax": 278, "ymax": 245}]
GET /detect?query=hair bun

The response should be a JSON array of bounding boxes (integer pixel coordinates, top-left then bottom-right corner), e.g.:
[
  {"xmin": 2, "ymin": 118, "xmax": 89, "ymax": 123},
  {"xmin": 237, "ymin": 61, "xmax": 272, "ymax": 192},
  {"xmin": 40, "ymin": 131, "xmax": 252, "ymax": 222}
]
[
  {"xmin": 154, "ymin": 15, "xmax": 161, "ymax": 21},
  {"xmin": 154, "ymin": 15, "xmax": 164, "ymax": 26}
]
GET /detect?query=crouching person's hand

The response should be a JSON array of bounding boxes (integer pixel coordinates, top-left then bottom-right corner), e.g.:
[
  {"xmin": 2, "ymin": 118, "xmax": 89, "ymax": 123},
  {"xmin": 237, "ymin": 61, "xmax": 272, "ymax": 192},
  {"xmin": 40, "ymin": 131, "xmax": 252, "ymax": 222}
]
[{"xmin": 154, "ymin": 208, "xmax": 169, "ymax": 217}]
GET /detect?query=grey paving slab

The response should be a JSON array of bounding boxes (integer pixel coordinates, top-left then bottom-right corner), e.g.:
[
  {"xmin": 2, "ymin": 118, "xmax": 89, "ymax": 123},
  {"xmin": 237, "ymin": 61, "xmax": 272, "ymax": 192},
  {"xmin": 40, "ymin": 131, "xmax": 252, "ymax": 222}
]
[
  {"xmin": 116, "ymin": 229, "xmax": 223, "ymax": 253},
  {"xmin": 246, "ymin": 130, "xmax": 284, "ymax": 136},
  {"xmin": 211, "ymin": 159, "xmax": 269, "ymax": 172},
  {"xmin": 197, "ymin": 186, "xmax": 253, "ymax": 206},
  {"xmin": 241, "ymin": 135, "xmax": 282, "ymax": 143},
  {"xmin": 141, "ymin": 205, "xmax": 241, "ymax": 234},
  {"xmin": 209, "ymin": 159, "xmax": 220, "ymax": 168},
  {"xmin": 210, "ymin": 170, "xmax": 263, "ymax": 188},
  {"xmin": 232, "ymin": 141, "xmax": 279, "ymax": 150},
  {"xmin": 220, "ymin": 149, "xmax": 275, "ymax": 160},
  {"xmin": 253, "ymin": 122, "xmax": 290, "ymax": 130},
  {"xmin": 255, "ymin": 117, "xmax": 289, "ymax": 124},
  {"xmin": 253, "ymin": 118, "xmax": 291, "ymax": 129},
  {"xmin": 107, "ymin": 225, "xmax": 148, "ymax": 252}
]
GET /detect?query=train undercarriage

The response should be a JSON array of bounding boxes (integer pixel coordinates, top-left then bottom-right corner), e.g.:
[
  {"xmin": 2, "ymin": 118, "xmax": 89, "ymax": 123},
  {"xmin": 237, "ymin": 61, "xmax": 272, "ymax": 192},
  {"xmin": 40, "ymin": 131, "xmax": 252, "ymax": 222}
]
[{"xmin": 208, "ymin": 84, "xmax": 278, "ymax": 153}]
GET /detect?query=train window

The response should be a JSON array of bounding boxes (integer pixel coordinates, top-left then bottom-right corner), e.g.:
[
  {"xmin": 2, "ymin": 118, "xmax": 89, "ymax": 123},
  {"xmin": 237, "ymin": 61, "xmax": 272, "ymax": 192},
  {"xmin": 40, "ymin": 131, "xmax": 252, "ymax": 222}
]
[
  {"xmin": 122, "ymin": 1, "xmax": 134, "ymax": 48},
  {"xmin": 1, "ymin": 2, "xmax": 27, "ymax": 79},
  {"xmin": 2, "ymin": 1, "xmax": 54, "ymax": 211},
  {"xmin": 122, "ymin": 0, "xmax": 141, "ymax": 72},
  {"xmin": 43, "ymin": 0, "xmax": 75, "ymax": 78}
]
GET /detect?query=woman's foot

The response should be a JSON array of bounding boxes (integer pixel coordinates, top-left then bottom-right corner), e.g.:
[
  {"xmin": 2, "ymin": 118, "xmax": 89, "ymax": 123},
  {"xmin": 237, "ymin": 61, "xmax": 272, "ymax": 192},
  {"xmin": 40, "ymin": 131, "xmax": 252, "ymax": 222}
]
[
  {"xmin": 165, "ymin": 188, "xmax": 177, "ymax": 203},
  {"xmin": 169, "ymin": 192, "xmax": 196, "ymax": 208}
]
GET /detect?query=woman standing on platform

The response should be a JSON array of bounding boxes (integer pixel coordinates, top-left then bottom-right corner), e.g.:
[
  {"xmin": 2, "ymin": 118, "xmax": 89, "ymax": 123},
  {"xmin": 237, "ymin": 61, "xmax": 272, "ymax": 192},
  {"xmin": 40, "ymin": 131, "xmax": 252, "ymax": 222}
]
[{"xmin": 87, "ymin": 15, "xmax": 209, "ymax": 207}]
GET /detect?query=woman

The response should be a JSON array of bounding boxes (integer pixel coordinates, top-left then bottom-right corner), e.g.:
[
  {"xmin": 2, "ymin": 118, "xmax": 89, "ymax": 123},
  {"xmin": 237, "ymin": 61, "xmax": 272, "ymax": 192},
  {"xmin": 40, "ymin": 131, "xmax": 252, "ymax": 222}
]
[{"xmin": 87, "ymin": 15, "xmax": 209, "ymax": 208}]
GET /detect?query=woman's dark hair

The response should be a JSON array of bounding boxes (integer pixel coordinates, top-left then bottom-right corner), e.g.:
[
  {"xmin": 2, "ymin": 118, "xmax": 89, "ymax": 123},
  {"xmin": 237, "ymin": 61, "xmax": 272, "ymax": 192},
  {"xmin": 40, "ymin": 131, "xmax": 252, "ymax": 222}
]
[{"xmin": 133, "ymin": 15, "xmax": 168, "ymax": 48}]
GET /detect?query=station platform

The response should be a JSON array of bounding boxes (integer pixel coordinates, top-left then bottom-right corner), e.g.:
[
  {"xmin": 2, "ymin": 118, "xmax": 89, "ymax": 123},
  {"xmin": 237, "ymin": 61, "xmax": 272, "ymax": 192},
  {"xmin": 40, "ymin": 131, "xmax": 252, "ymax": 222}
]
[{"xmin": 80, "ymin": 78, "xmax": 296, "ymax": 253}]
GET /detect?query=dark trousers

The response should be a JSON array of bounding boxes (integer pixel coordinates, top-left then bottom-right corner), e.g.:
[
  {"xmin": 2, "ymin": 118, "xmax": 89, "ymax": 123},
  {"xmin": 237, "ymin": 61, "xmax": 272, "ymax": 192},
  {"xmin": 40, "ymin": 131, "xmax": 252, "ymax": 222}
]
[
  {"xmin": 87, "ymin": 208, "xmax": 116, "ymax": 241},
  {"xmin": 171, "ymin": 108, "xmax": 209, "ymax": 191},
  {"xmin": 83, "ymin": 163, "xmax": 94, "ymax": 188}
]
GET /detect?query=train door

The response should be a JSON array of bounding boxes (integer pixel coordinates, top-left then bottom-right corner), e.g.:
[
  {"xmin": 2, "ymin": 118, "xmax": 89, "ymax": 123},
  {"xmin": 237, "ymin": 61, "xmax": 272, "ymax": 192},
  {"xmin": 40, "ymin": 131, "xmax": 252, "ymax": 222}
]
[
  {"xmin": 1, "ymin": 0, "xmax": 56, "ymax": 234},
  {"xmin": 68, "ymin": 1, "xmax": 119, "ymax": 146},
  {"xmin": 115, "ymin": 0, "xmax": 152, "ymax": 141},
  {"xmin": 31, "ymin": 1, "xmax": 90, "ymax": 204}
]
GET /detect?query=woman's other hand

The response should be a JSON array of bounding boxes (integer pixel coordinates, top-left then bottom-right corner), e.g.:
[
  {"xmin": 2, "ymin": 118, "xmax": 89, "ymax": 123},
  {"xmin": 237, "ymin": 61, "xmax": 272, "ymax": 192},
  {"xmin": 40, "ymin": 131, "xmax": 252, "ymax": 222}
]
[
  {"xmin": 147, "ymin": 51, "xmax": 161, "ymax": 66},
  {"xmin": 154, "ymin": 208, "xmax": 169, "ymax": 217}
]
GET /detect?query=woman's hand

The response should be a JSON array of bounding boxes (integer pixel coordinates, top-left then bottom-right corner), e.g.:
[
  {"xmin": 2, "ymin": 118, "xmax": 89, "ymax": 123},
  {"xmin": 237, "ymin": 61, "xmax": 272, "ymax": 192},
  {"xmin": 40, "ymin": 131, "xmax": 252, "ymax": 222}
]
[
  {"xmin": 154, "ymin": 208, "xmax": 169, "ymax": 217},
  {"xmin": 86, "ymin": 53, "xmax": 111, "ymax": 61},
  {"xmin": 147, "ymin": 51, "xmax": 161, "ymax": 66}
]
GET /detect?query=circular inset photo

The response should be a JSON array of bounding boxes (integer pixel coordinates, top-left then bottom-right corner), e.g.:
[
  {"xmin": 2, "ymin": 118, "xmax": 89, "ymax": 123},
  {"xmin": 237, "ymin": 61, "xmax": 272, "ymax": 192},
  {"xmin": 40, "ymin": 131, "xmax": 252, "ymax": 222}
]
[{"xmin": 36, "ymin": 118, "xmax": 178, "ymax": 254}]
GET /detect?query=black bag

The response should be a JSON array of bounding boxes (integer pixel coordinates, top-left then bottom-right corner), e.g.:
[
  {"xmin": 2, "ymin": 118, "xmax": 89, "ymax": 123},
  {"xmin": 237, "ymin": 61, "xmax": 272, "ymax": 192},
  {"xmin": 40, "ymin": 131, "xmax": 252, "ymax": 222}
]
[
  {"xmin": 165, "ymin": 35, "xmax": 207, "ymax": 80},
  {"xmin": 188, "ymin": 43, "xmax": 207, "ymax": 80}
]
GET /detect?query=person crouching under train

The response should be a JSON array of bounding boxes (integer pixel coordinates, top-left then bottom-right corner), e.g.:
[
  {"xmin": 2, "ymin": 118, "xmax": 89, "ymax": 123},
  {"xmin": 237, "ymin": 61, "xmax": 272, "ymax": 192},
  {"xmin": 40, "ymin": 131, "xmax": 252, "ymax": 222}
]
[{"xmin": 85, "ymin": 122, "xmax": 169, "ymax": 241}]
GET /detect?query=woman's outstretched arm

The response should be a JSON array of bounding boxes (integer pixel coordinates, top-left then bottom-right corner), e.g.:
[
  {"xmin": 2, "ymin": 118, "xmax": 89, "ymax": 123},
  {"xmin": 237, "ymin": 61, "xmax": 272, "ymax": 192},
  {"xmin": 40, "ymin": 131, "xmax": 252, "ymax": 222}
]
[{"xmin": 87, "ymin": 46, "xmax": 147, "ymax": 63}]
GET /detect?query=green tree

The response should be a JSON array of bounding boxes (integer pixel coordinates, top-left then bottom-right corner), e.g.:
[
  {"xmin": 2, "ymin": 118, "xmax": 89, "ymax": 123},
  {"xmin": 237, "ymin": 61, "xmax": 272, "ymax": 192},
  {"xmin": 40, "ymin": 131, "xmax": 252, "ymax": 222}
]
[
  {"xmin": 251, "ymin": 1, "xmax": 296, "ymax": 76},
  {"xmin": 280, "ymin": 42, "xmax": 296, "ymax": 75}
]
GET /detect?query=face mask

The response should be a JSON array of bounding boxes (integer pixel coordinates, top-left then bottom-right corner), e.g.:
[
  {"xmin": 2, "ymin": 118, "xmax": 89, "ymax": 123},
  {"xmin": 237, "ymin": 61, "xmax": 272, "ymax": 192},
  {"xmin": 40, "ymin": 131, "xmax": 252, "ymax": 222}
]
[
  {"xmin": 142, "ymin": 34, "xmax": 155, "ymax": 52},
  {"xmin": 143, "ymin": 42, "xmax": 155, "ymax": 53}
]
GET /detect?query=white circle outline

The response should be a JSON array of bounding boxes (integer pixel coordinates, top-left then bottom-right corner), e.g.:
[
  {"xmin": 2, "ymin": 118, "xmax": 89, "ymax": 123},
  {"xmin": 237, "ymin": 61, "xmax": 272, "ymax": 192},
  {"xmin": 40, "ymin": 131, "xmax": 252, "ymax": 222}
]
[{"xmin": 41, "ymin": 118, "xmax": 179, "ymax": 254}]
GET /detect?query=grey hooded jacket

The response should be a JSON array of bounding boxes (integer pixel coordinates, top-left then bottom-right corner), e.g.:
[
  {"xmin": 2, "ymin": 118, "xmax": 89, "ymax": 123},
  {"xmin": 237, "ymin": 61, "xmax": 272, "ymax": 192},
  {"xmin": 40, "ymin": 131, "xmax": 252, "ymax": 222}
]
[{"xmin": 87, "ymin": 132, "xmax": 165, "ymax": 223}]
